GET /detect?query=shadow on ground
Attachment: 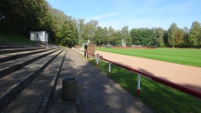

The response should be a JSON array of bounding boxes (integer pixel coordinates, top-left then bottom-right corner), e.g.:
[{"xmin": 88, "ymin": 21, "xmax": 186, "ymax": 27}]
[{"xmin": 70, "ymin": 49, "xmax": 152, "ymax": 113}]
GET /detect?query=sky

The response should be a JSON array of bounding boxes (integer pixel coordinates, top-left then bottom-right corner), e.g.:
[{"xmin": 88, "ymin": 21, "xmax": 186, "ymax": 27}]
[{"xmin": 46, "ymin": 0, "xmax": 201, "ymax": 30}]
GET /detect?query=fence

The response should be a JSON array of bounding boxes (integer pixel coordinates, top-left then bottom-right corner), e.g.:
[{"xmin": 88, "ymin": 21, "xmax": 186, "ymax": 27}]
[{"xmin": 72, "ymin": 47, "xmax": 201, "ymax": 99}]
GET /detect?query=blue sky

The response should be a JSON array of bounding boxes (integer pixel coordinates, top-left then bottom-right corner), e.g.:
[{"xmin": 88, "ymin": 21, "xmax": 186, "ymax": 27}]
[{"xmin": 46, "ymin": 0, "xmax": 201, "ymax": 30}]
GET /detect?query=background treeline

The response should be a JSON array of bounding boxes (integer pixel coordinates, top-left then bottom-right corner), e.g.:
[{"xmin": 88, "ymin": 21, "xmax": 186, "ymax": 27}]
[
  {"xmin": 0, "ymin": 0, "xmax": 201, "ymax": 48},
  {"xmin": 130, "ymin": 22, "xmax": 201, "ymax": 48}
]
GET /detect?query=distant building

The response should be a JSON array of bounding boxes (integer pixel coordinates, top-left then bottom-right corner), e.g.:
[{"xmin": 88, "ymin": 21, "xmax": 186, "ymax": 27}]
[{"xmin": 30, "ymin": 31, "xmax": 48, "ymax": 43}]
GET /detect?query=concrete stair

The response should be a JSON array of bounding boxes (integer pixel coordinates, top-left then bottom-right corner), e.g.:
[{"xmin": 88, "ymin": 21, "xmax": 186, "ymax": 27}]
[
  {"xmin": 0, "ymin": 44, "xmax": 69, "ymax": 113},
  {"xmin": 0, "ymin": 47, "xmax": 45, "ymax": 54},
  {"xmin": 0, "ymin": 48, "xmax": 54, "ymax": 63},
  {"xmin": 0, "ymin": 48, "xmax": 59, "ymax": 78},
  {"xmin": 0, "ymin": 43, "xmax": 40, "ymax": 49}
]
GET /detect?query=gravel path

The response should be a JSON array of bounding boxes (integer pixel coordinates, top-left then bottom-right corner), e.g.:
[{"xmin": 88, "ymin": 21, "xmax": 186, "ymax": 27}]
[{"xmin": 96, "ymin": 50, "xmax": 201, "ymax": 92}]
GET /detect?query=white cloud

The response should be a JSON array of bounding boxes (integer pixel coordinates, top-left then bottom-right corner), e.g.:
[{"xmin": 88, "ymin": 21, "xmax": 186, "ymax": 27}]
[{"xmin": 85, "ymin": 13, "xmax": 118, "ymax": 21}]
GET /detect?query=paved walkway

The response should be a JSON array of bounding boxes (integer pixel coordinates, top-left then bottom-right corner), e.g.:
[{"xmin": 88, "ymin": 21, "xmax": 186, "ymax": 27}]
[{"xmin": 69, "ymin": 49, "xmax": 152, "ymax": 113}]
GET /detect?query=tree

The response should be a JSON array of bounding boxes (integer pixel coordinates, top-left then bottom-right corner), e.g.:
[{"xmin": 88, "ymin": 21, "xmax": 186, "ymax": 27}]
[
  {"xmin": 94, "ymin": 26, "xmax": 103, "ymax": 46},
  {"xmin": 188, "ymin": 21, "xmax": 201, "ymax": 47},
  {"xmin": 77, "ymin": 19, "xmax": 86, "ymax": 45},
  {"xmin": 131, "ymin": 28, "xmax": 156, "ymax": 46},
  {"xmin": 130, "ymin": 28, "xmax": 139, "ymax": 45},
  {"xmin": 107, "ymin": 26, "xmax": 116, "ymax": 45},
  {"xmin": 174, "ymin": 29, "xmax": 184, "ymax": 47},
  {"xmin": 163, "ymin": 31, "xmax": 169, "ymax": 47},
  {"xmin": 83, "ymin": 20, "xmax": 98, "ymax": 43},
  {"xmin": 60, "ymin": 17, "xmax": 78, "ymax": 47},
  {"xmin": 0, "ymin": 0, "xmax": 28, "ymax": 33},
  {"xmin": 113, "ymin": 30, "xmax": 122, "ymax": 46},
  {"xmin": 152, "ymin": 28, "xmax": 165, "ymax": 47},
  {"xmin": 167, "ymin": 23, "xmax": 179, "ymax": 48},
  {"xmin": 182, "ymin": 27, "xmax": 189, "ymax": 47},
  {"xmin": 102, "ymin": 27, "xmax": 108, "ymax": 44},
  {"xmin": 120, "ymin": 26, "xmax": 132, "ymax": 46}
]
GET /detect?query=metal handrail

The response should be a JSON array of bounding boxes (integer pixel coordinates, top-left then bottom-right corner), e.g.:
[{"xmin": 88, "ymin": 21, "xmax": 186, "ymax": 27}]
[{"xmin": 73, "ymin": 47, "xmax": 201, "ymax": 99}]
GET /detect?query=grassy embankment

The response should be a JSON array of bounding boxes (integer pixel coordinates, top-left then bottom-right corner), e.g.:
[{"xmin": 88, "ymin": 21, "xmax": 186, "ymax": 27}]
[
  {"xmin": 0, "ymin": 33, "xmax": 37, "ymax": 45},
  {"xmin": 91, "ymin": 48, "xmax": 201, "ymax": 112},
  {"xmin": 96, "ymin": 48, "xmax": 201, "ymax": 67}
]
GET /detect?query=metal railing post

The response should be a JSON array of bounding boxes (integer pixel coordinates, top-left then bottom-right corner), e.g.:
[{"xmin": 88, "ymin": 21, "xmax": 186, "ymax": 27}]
[
  {"xmin": 96, "ymin": 54, "xmax": 100, "ymax": 66},
  {"xmin": 108, "ymin": 62, "xmax": 111, "ymax": 76},
  {"xmin": 137, "ymin": 73, "xmax": 141, "ymax": 95}
]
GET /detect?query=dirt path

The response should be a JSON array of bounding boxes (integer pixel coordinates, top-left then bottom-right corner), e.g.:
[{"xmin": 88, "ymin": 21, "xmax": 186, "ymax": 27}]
[{"xmin": 96, "ymin": 50, "xmax": 201, "ymax": 92}]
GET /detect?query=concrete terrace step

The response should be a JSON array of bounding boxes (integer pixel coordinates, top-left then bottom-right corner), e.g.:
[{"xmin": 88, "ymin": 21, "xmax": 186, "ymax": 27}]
[
  {"xmin": 0, "ymin": 47, "xmax": 45, "ymax": 54},
  {"xmin": 0, "ymin": 49, "xmax": 66, "ymax": 113},
  {"xmin": 0, "ymin": 48, "xmax": 60, "ymax": 78},
  {"xmin": 45, "ymin": 49, "xmax": 78, "ymax": 113},
  {"xmin": 0, "ymin": 43, "xmax": 39, "ymax": 49},
  {"xmin": 0, "ymin": 48, "xmax": 56, "ymax": 63},
  {"xmin": 0, "ymin": 48, "xmax": 64, "ymax": 111}
]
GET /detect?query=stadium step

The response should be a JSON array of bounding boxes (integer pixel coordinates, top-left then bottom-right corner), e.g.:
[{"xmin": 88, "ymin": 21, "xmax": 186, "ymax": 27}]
[
  {"xmin": 0, "ymin": 47, "xmax": 45, "ymax": 54},
  {"xmin": 0, "ymin": 48, "xmax": 64, "ymax": 111},
  {"xmin": 0, "ymin": 48, "xmax": 59, "ymax": 78},
  {"xmin": 0, "ymin": 43, "xmax": 39, "ymax": 49},
  {"xmin": 0, "ymin": 49, "xmax": 66, "ymax": 113},
  {"xmin": 0, "ymin": 48, "xmax": 56, "ymax": 63},
  {"xmin": 45, "ymin": 50, "xmax": 77, "ymax": 113}
]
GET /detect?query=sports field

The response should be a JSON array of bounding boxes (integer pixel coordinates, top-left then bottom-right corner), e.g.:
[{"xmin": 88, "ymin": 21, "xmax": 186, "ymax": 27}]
[
  {"xmin": 92, "ymin": 47, "xmax": 201, "ymax": 113},
  {"xmin": 96, "ymin": 48, "xmax": 201, "ymax": 67}
]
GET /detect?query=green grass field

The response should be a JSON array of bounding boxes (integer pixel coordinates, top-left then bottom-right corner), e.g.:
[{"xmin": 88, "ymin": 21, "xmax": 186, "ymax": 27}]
[
  {"xmin": 90, "ymin": 60, "xmax": 201, "ymax": 113},
  {"xmin": 96, "ymin": 48, "xmax": 201, "ymax": 67},
  {"xmin": 0, "ymin": 33, "xmax": 37, "ymax": 45}
]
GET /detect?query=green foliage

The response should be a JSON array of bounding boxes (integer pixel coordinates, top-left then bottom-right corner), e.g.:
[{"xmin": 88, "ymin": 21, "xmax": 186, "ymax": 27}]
[
  {"xmin": 188, "ymin": 21, "xmax": 201, "ymax": 47},
  {"xmin": 57, "ymin": 16, "xmax": 78, "ymax": 47},
  {"xmin": 154, "ymin": 27, "xmax": 165, "ymax": 47},
  {"xmin": 0, "ymin": 0, "xmax": 79, "ymax": 47},
  {"xmin": 168, "ymin": 23, "xmax": 178, "ymax": 47},
  {"xmin": 120, "ymin": 26, "xmax": 132, "ymax": 45},
  {"xmin": 97, "ymin": 48, "xmax": 201, "ymax": 67},
  {"xmin": 94, "ymin": 26, "xmax": 105, "ymax": 46},
  {"xmin": 131, "ymin": 28, "xmax": 158, "ymax": 46},
  {"xmin": 0, "ymin": 33, "xmax": 37, "ymax": 44},
  {"xmin": 167, "ymin": 23, "xmax": 185, "ymax": 48},
  {"xmin": 129, "ymin": 21, "xmax": 200, "ymax": 48}
]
